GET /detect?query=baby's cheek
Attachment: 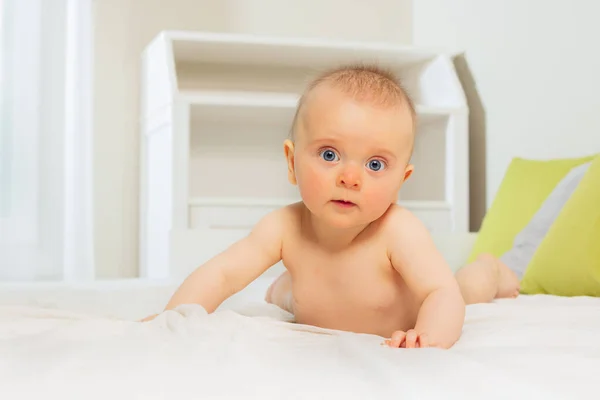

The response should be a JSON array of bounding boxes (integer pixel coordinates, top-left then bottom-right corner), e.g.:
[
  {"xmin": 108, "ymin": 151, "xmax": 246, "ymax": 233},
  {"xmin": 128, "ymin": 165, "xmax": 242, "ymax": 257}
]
[
  {"xmin": 297, "ymin": 165, "xmax": 329, "ymax": 202},
  {"xmin": 364, "ymin": 184, "xmax": 397, "ymax": 210}
]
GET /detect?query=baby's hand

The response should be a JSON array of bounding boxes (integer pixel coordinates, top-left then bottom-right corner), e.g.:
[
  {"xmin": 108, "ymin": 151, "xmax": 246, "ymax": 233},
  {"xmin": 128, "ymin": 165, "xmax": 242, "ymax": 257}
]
[{"xmin": 384, "ymin": 329, "xmax": 431, "ymax": 348}]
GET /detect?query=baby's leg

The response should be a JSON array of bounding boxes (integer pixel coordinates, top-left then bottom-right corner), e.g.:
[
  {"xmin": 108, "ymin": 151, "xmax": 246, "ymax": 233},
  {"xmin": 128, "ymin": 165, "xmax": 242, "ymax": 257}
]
[
  {"xmin": 455, "ymin": 254, "xmax": 520, "ymax": 304},
  {"xmin": 265, "ymin": 271, "xmax": 295, "ymax": 314}
]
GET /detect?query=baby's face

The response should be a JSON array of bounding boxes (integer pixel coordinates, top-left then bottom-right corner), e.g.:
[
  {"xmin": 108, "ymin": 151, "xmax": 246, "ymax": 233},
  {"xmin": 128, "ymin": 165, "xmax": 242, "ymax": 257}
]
[{"xmin": 288, "ymin": 86, "xmax": 414, "ymax": 229}]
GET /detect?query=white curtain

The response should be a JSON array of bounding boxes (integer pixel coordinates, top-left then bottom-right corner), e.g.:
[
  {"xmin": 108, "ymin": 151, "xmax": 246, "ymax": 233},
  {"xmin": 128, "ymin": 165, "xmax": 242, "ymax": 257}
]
[{"xmin": 0, "ymin": 0, "xmax": 94, "ymax": 281}]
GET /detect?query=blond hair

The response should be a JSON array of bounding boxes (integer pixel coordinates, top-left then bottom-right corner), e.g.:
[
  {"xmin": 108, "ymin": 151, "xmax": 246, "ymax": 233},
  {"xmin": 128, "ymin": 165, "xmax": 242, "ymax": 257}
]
[{"xmin": 290, "ymin": 64, "xmax": 416, "ymax": 139}]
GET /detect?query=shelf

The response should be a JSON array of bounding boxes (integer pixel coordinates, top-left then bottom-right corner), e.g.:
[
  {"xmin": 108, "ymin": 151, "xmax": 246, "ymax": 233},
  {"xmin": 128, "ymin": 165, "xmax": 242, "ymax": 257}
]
[
  {"xmin": 182, "ymin": 90, "xmax": 465, "ymax": 127},
  {"xmin": 166, "ymin": 30, "xmax": 442, "ymax": 70},
  {"xmin": 184, "ymin": 90, "xmax": 297, "ymax": 127},
  {"xmin": 181, "ymin": 90, "xmax": 298, "ymax": 109}
]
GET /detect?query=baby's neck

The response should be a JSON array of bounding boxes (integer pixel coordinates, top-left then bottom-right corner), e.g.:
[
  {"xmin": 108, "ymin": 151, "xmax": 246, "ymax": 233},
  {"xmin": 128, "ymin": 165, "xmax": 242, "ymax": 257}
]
[{"xmin": 301, "ymin": 208, "xmax": 370, "ymax": 251}]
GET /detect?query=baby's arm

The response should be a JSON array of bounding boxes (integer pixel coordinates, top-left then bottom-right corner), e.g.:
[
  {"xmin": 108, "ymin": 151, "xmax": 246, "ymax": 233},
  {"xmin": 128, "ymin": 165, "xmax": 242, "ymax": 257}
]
[
  {"xmin": 159, "ymin": 209, "xmax": 286, "ymax": 315},
  {"xmin": 387, "ymin": 207, "xmax": 465, "ymax": 349}
]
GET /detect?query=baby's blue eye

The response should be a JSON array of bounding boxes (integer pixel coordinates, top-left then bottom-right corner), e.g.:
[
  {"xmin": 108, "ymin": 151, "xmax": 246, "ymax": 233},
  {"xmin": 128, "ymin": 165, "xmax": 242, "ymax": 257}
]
[
  {"xmin": 320, "ymin": 149, "xmax": 339, "ymax": 162},
  {"xmin": 367, "ymin": 159, "xmax": 386, "ymax": 171}
]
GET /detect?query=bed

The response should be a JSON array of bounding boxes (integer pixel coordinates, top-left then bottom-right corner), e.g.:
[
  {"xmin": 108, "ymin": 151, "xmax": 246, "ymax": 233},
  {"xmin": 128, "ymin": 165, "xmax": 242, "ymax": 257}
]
[{"xmin": 0, "ymin": 233, "xmax": 598, "ymax": 399}]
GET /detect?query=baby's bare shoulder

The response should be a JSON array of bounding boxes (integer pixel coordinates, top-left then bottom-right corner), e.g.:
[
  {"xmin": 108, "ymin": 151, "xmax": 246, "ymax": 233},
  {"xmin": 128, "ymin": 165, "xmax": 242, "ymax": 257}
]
[
  {"xmin": 377, "ymin": 204, "xmax": 439, "ymax": 259},
  {"xmin": 246, "ymin": 203, "xmax": 303, "ymax": 257},
  {"xmin": 256, "ymin": 202, "xmax": 300, "ymax": 230},
  {"xmin": 279, "ymin": 202, "xmax": 304, "ymax": 226},
  {"xmin": 378, "ymin": 204, "xmax": 425, "ymax": 238},
  {"xmin": 256, "ymin": 202, "xmax": 304, "ymax": 238}
]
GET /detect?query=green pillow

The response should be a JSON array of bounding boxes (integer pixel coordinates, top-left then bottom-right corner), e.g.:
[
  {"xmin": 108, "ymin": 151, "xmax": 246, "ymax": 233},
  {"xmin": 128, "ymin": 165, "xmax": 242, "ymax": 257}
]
[
  {"xmin": 520, "ymin": 154, "xmax": 600, "ymax": 296},
  {"xmin": 468, "ymin": 155, "xmax": 596, "ymax": 263}
]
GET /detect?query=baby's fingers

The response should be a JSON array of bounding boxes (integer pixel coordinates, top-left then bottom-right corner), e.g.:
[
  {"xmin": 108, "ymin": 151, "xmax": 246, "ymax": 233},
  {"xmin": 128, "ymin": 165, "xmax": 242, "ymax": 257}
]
[
  {"xmin": 405, "ymin": 329, "xmax": 418, "ymax": 348},
  {"xmin": 387, "ymin": 330, "xmax": 406, "ymax": 348},
  {"xmin": 418, "ymin": 333, "xmax": 429, "ymax": 348}
]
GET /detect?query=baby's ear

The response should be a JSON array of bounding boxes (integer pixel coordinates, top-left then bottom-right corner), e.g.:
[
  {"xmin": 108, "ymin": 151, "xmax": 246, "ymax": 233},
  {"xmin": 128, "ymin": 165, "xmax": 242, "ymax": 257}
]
[
  {"xmin": 283, "ymin": 139, "xmax": 297, "ymax": 185},
  {"xmin": 403, "ymin": 164, "xmax": 414, "ymax": 182}
]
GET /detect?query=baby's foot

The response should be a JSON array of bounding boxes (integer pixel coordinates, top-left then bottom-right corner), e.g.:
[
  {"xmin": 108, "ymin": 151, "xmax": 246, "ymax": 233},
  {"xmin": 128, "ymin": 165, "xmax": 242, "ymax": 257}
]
[{"xmin": 478, "ymin": 254, "xmax": 520, "ymax": 299}]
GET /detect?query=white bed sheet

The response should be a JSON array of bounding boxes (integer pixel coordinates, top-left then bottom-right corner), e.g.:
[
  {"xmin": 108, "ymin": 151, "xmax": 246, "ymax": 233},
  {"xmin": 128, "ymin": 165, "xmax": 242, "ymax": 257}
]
[
  {"xmin": 1, "ymin": 281, "xmax": 599, "ymax": 400},
  {"xmin": 0, "ymin": 276, "xmax": 277, "ymax": 321}
]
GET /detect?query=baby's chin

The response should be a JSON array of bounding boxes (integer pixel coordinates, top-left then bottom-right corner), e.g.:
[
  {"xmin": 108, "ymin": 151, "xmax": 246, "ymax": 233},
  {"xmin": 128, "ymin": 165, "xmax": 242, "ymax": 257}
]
[{"xmin": 316, "ymin": 210, "xmax": 376, "ymax": 230}]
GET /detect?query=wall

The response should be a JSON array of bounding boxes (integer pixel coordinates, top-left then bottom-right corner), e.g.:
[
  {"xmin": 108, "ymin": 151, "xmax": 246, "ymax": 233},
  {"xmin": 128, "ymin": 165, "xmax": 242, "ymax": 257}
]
[
  {"xmin": 93, "ymin": 0, "xmax": 413, "ymax": 278},
  {"xmin": 413, "ymin": 0, "xmax": 600, "ymax": 229}
]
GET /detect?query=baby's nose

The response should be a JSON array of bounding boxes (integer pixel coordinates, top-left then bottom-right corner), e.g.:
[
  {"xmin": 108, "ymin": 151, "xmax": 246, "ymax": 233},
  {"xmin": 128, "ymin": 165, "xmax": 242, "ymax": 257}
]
[{"xmin": 337, "ymin": 167, "xmax": 361, "ymax": 189}]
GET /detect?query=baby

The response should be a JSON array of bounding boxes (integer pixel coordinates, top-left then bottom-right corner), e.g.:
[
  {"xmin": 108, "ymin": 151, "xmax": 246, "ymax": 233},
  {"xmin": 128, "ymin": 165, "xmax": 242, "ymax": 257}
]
[{"xmin": 143, "ymin": 65, "xmax": 520, "ymax": 349}]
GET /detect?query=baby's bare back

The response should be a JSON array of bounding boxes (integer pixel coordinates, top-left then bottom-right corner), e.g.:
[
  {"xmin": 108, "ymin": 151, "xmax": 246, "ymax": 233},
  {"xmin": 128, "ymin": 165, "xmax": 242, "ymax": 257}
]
[{"xmin": 280, "ymin": 222, "xmax": 421, "ymax": 338}]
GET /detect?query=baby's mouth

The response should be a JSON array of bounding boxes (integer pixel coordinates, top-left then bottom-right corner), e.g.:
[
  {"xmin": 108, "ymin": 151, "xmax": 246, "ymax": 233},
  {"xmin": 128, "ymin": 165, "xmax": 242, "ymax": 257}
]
[{"xmin": 332, "ymin": 199, "xmax": 356, "ymax": 207}]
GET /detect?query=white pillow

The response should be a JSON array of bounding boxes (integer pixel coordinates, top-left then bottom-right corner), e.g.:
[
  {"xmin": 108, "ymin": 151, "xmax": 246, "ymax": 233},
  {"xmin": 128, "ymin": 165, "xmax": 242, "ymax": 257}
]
[{"xmin": 500, "ymin": 162, "xmax": 591, "ymax": 279}]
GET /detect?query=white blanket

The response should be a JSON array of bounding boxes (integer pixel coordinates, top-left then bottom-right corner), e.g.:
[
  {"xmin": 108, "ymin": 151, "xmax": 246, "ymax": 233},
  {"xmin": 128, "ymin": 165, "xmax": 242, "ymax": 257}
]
[{"xmin": 1, "ymin": 295, "xmax": 599, "ymax": 400}]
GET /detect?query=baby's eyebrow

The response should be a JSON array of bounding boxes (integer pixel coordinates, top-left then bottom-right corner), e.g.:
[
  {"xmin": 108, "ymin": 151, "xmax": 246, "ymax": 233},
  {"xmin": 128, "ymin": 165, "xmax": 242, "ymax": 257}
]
[
  {"xmin": 371, "ymin": 150, "xmax": 397, "ymax": 160},
  {"xmin": 307, "ymin": 137, "xmax": 342, "ymax": 146}
]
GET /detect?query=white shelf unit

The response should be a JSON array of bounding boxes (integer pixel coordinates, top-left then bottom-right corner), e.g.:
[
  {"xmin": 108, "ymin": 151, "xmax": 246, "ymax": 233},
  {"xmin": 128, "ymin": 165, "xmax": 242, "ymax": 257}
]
[{"xmin": 139, "ymin": 30, "xmax": 469, "ymax": 279}]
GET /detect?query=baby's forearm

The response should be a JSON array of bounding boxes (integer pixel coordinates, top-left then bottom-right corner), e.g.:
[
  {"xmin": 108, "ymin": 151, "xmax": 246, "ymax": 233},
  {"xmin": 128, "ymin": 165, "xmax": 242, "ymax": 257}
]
[
  {"xmin": 414, "ymin": 286, "xmax": 465, "ymax": 348},
  {"xmin": 165, "ymin": 264, "xmax": 231, "ymax": 314}
]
